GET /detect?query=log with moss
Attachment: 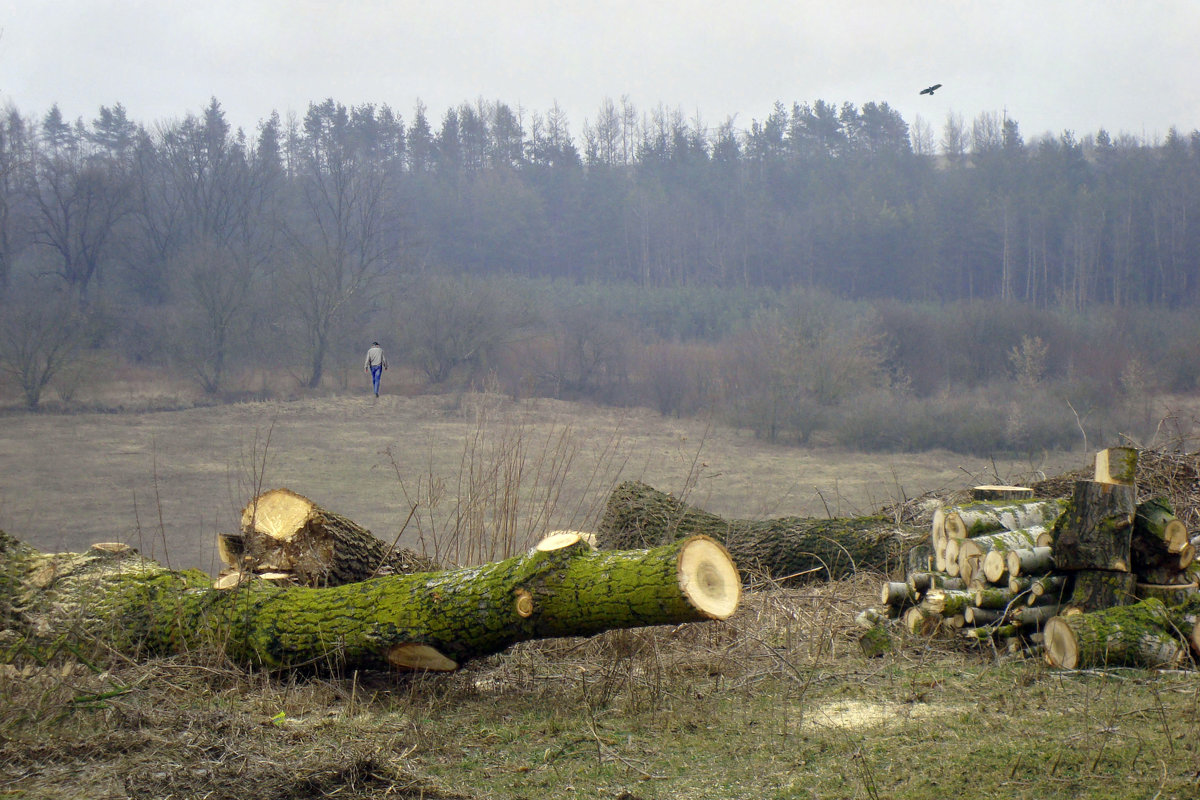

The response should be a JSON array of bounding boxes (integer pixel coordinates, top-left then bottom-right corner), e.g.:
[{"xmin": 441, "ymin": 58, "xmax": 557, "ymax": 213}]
[
  {"xmin": 596, "ymin": 481, "xmax": 925, "ymax": 583},
  {"xmin": 218, "ymin": 488, "xmax": 439, "ymax": 587},
  {"xmin": 1043, "ymin": 597, "xmax": 1188, "ymax": 669},
  {"xmin": 1051, "ymin": 481, "xmax": 1135, "ymax": 572},
  {"xmin": 0, "ymin": 528, "xmax": 739, "ymax": 672},
  {"xmin": 941, "ymin": 498, "xmax": 1066, "ymax": 541}
]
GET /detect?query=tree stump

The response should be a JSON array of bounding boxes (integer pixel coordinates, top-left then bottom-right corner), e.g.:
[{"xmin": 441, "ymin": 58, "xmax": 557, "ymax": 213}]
[{"xmin": 1051, "ymin": 481, "xmax": 1135, "ymax": 572}]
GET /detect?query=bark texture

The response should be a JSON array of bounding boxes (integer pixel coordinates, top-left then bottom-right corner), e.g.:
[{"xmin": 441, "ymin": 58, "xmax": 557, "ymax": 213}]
[
  {"xmin": 227, "ymin": 488, "xmax": 438, "ymax": 587},
  {"xmin": 597, "ymin": 481, "xmax": 925, "ymax": 583},
  {"xmin": 0, "ymin": 528, "xmax": 739, "ymax": 672},
  {"xmin": 1051, "ymin": 481, "xmax": 1136, "ymax": 572},
  {"xmin": 1044, "ymin": 598, "xmax": 1188, "ymax": 669}
]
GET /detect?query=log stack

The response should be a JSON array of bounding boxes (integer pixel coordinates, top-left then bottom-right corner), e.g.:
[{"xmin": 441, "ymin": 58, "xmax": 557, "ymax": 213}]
[{"xmin": 860, "ymin": 448, "xmax": 1200, "ymax": 669}]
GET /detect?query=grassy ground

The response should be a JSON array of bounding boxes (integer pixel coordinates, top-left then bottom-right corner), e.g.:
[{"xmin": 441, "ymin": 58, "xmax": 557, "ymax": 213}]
[
  {"xmin": 3, "ymin": 576, "xmax": 1199, "ymax": 799},
  {"xmin": 3, "ymin": 390, "xmax": 1194, "ymax": 798}
]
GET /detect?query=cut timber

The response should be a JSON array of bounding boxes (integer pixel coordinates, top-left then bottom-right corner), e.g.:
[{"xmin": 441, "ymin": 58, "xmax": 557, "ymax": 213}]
[
  {"xmin": 596, "ymin": 481, "xmax": 924, "ymax": 582},
  {"xmin": 1134, "ymin": 498, "xmax": 1189, "ymax": 555},
  {"xmin": 1027, "ymin": 574, "xmax": 1071, "ymax": 604},
  {"xmin": 1006, "ymin": 546, "xmax": 1055, "ymax": 578},
  {"xmin": 1044, "ymin": 598, "xmax": 1187, "ymax": 670},
  {"xmin": 1066, "ymin": 569, "xmax": 1137, "ymax": 613},
  {"xmin": 1050, "ymin": 481, "xmax": 1135, "ymax": 572},
  {"xmin": 1010, "ymin": 604, "xmax": 1063, "ymax": 626},
  {"xmin": 942, "ymin": 498, "xmax": 1066, "ymax": 541},
  {"xmin": 234, "ymin": 488, "xmax": 438, "ymax": 587},
  {"xmin": 0, "ymin": 528, "xmax": 739, "ymax": 673},
  {"xmin": 971, "ymin": 485, "xmax": 1034, "ymax": 502},
  {"xmin": 881, "ymin": 581, "xmax": 917, "ymax": 607},
  {"xmin": 963, "ymin": 623, "xmax": 1022, "ymax": 640},
  {"xmin": 958, "ymin": 527, "xmax": 1046, "ymax": 585},
  {"xmin": 1094, "ymin": 446, "xmax": 1138, "ymax": 486},
  {"xmin": 974, "ymin": 586, "xmax": 1023, "ymax": 610},
  {"xmin": 921, "ymin": 588, "xmax": 973, "ymax": 617},
  {"xmin": 965, "ymin": 606, "xmax": 1005, "ymax": 625},
  {"xmin": 906, "ymin": 572, "xmax": 962, "ymax": 595}
]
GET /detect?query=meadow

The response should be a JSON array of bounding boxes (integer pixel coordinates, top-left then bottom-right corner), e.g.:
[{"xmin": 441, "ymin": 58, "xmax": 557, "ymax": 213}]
[{"xmin": 3, "ymin": 389, "xmax": 1198, "ymax": 799}]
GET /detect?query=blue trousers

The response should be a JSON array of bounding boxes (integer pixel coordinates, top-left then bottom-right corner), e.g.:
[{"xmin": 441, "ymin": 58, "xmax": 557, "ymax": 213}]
[{"xmin": 370, "ymin": 365, "xmax": 382, "ymax": 395}]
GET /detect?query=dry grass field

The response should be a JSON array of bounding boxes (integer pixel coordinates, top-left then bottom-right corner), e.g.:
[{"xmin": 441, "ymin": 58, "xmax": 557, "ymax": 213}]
[
  {"xmin": 6, "ymin": 388, "xmax": 1200, "ymax": 799},
  {"xmin": 0, "ymin": 390, "xmax": 1080, "ymax": 574}
]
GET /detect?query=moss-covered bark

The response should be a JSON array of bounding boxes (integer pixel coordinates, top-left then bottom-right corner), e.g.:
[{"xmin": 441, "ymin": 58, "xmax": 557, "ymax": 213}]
[
  {"xmin": 231, "ymin": 488, "xmax": 438, "ymax": 586},
  {"xmin": 1051, "ymin": 480, "xmax": 1135, "ymax": 572},
  {"xmin": 1, "ymin": 529, "xmax": 738, "ymax": 672},
  {"xmin": 1044, "ymin": 598, "xmax": 1187, "ymax": 669},
  {"xmin": 597, "ymin": 481, "xmax": 924, "ymax": 582}
]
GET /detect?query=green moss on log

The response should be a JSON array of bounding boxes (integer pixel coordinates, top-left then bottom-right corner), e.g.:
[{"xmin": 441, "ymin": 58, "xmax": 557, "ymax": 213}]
[{"xmin": 3, "ymin": 533, "xmax": 737, "ymax": 672}]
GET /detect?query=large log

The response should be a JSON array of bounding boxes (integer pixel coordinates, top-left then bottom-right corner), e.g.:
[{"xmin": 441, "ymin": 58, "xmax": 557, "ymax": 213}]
[
  {"xmin": 1050, "ymin": 480, "xmax": 1136, "ymax": 572},
  {"xmin": 0, "ymin": 527, "xmax": 739, "ymax": 672},
  {"xmin": 224, "ymin": 488, "xmax": 439, "ymax": 587},
  {"xmin": 1044, "ymin": 598, "xmax": 1188, "ymax": 670},
  {"xmin": 596, "ymin": 481, "xmax": 924, "ymax": 582}
]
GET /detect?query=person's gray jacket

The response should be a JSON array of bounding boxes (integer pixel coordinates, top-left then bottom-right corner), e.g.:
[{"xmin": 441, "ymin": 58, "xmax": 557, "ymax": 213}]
[{"xmin": 364, "ymin": 345, "xmax": 387, "ymax": 370}]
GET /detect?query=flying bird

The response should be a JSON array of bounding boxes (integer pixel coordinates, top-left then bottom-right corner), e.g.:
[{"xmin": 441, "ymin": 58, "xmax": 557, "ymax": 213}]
[{"xmin": 920, "ymin": 83, "xmax": 943, "ymax": 96}]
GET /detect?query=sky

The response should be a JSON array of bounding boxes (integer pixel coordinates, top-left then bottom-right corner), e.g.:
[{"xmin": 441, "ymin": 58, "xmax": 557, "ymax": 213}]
[{"xmin": 1, "ymin": 0, "xmax": 1198, "ymax": 146}]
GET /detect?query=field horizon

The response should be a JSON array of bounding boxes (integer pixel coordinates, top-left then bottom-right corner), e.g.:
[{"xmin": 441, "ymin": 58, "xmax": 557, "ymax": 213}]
[{"xmin": 0, "ymin": 390, "xmax": 1084, "ymax": 574}]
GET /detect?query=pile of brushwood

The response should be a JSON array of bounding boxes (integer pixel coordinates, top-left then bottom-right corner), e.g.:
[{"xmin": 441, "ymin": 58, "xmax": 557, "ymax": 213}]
[{"xmin": 858, "ymin": 447, "xmax": 1200, "ymax": 669}]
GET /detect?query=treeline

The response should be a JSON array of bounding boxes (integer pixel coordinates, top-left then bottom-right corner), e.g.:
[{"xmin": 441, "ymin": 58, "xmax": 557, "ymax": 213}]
[{"xmin": 0, "ymin": 95, "xmax": 1197, "ymax": 454}]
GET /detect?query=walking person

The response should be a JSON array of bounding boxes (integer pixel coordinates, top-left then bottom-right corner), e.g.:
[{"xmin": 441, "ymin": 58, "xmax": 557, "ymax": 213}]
[{"xmin": 364, "ymin": 341, "xmax": 388, "ymax": 397}]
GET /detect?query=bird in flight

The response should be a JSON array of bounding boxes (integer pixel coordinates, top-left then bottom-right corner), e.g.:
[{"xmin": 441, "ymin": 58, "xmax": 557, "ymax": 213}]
[{"xmin": 920, "ymin": 83, "xmax": 943, "ymax": 96}]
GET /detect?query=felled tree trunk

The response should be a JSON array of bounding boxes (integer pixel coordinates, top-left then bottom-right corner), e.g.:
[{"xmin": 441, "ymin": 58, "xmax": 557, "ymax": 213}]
[
  {"xmin": 596, "ymin": 481, "xmax": 925, "ymax": 583},
  {"xmin": 1044, "ymin": 598, "xmax": 1188, "ymax": 669},
  {"xmin": 0, "ymin": 528, "xmax": 739, "ymax": 673},
  {"xmin": 219, "ymin": 488, "xmax": 438, "ymax": 587}
]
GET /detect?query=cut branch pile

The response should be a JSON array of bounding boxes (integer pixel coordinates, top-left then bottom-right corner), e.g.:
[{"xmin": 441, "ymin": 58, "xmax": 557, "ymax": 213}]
[{"xmin": 860, "ymin": 448, "xmax": 1200, "ymax": 669}]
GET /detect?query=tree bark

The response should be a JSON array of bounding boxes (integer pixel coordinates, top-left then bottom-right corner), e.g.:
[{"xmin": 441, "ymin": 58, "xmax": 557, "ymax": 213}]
[
  {"xmin": 226, "ymin": 488, "xmax": 439, "ymax": 587},
  {"xmin": 596, "ymin": 481, "xmax": 925, "ymax": 583},
  {"xmin": 1006, "ymin": 546, "xmax": 1055, "ymax": 578},
  {"xmin": 958, "ymin": 526, "xmax": 1047, "ymax": 584},
  {"xmin": 0, "ymin": 528, "xmax": 739, "ymax": 673},
  {"xmin": 942, "ymin": 498, "xmax": 1065, "ymax": 541},
  {"xmin": 1051, "ymin": 481, "xmax": 1136, "ymax": 572},
  {"xmin": 1044, "ymin": 598, "xmax": 1188, "ymax": 669},
  {"xmin": 1066, "ymin": 569, "xmax": 1137, "ymax": 613}
]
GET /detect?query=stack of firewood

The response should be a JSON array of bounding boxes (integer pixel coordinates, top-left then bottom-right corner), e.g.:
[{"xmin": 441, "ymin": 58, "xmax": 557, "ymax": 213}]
[{"xmin": 860, "ymin": 448, "xmax": 1200, "ymax": 668}]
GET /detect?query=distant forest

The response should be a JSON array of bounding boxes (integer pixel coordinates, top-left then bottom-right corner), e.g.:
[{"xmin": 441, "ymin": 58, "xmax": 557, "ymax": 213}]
[{"xmin": 1, "ymin": 95, "xmax": 1198, "ymax": 453}]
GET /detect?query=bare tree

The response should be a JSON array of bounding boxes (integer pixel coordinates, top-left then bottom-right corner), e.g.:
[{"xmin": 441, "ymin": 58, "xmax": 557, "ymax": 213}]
[
  {"xmin": 281, "ymin": 100, "xmax": 398, "ymax": 388},
  {"xmin": 0, "ymin": 285, "xmax": 88, "ymax": 408}
]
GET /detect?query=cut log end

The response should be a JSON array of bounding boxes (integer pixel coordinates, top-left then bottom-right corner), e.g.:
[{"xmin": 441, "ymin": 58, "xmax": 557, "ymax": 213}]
[
  {"xmin": 241, "ymin": 488, "xmax": 317, "ymax": 541},
  {"xmin": 536, "ymin": 531, "xmax": 596, "ymax": 551},
  {"xmin": 1043, "ymin": 616, "xmax": 1078, "ymax": 669},
  {"xmin": 677, "ymin": 536, "xmax": 740, "ymax": 620},
  {"xmin": 386, "ymin": 643, "xmax": 459, "ymax": 672}
]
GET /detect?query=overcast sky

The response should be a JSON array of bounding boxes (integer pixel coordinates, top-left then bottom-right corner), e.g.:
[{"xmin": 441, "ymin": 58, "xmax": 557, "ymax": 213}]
[{"xmin": 2, "ymin": 1, "xmax": 1197, "ymax": 145}]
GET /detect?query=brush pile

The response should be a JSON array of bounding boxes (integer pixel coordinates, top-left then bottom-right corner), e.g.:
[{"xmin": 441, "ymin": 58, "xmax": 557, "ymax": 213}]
[{"xmin": 859, "ymin": 447, "xmax": 1200, "ymax": 669}]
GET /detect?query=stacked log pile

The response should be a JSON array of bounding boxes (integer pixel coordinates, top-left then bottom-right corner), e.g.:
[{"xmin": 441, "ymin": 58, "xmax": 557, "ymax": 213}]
[{"xmin": 861, "ymin": 448, "xmax": 1200, "ymax": 669}]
